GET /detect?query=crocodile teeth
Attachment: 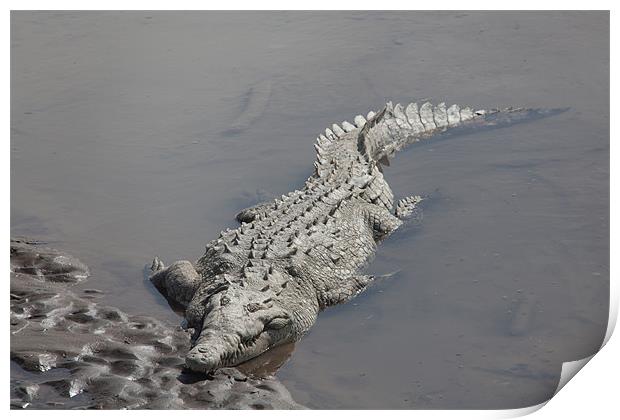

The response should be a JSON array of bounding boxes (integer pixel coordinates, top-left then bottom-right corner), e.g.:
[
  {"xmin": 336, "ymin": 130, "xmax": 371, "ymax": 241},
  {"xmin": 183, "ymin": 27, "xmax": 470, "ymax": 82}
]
[
  {"xmin": 367, "ymin": 111, "xmax": 375, "ymax": 120},
  {"xmin": 354, "ymin": 115, "xmax": 366, "ymax": 127}
]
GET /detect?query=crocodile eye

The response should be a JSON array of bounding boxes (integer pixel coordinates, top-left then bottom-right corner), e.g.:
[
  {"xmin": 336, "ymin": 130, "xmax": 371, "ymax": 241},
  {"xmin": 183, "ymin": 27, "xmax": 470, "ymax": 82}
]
[
  {"xmin": 265, "ymin": 317, "xmax": 290, "ymax": 330},
  {"xmin": 213, "ymin": 260, "xmax": 234, "ymax": 274},
  {"xmin": 220, "ymin": 296, "xmax": 230, "ymax": 306}
]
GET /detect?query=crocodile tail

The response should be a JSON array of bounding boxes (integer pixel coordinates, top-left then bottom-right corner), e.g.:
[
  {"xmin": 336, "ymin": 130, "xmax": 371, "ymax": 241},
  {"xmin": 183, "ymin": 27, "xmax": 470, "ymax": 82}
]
[{"xmin": 357, "ymin": 101, "xmax": 568, "ymax": 162}]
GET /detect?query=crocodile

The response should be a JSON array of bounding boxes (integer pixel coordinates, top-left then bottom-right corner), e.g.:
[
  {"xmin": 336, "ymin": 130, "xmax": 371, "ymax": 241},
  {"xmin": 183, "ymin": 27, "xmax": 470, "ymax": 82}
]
[{"xmin": 150, "ymin": 100, "xmax": 562, "ymax": 373}]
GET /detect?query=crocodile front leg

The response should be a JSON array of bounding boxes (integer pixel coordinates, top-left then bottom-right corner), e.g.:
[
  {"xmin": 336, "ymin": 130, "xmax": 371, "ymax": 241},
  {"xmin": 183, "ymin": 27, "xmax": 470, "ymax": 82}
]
[
  {"xmin": 149, "ymin": 257, "xmax": 201, "ymax": 308},
  {"xmin": 320, "ymin": 275, "xmax": 374, "ymax": 308}
]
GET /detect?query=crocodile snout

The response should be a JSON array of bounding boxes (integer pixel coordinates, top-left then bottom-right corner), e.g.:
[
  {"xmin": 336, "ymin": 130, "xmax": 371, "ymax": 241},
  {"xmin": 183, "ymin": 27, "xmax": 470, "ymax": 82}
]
[{"xmin": 185, "ymin": 348, "xmax": 220, "ymax": 373}]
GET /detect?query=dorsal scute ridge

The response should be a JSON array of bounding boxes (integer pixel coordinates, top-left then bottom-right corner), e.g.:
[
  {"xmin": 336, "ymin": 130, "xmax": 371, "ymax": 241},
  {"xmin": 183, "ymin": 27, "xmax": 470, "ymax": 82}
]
[
  {"xmin": 312, "ymin": 99, "xmax": 491, "ymax": 180},
  {"xmin": 341, "ymin": 121, "xmax": 356, "ymax": 132},
  {"xmin": 312, "ymin": 107, "xmax": 384, "ymax": 178},
  {"xmin": 393, "ymin": 103, "xmax": 407, "ymax": 120},
  {"xmin": 352, "ymin": 99, "xmax": 494, "ymax": 162},
  {"xmin": 331, "ymin": 123, "xmax": 345, "ymax": 136}
]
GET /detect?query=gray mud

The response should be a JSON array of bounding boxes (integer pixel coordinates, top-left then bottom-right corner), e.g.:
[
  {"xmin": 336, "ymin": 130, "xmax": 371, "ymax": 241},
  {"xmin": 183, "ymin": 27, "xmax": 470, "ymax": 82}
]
[
  {"xmin": 10, "ymin": 239, "xmax": 303, "ymax": 409},
  {"xmin": 11, "ymin": 12, "xmax": 609, "ymax": 409}
]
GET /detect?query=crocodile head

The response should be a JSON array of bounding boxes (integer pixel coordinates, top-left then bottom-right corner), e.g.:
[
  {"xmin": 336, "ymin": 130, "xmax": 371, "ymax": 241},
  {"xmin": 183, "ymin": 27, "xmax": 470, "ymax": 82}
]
[{"xmin": 184, "ymin": 277, "xmax": 299, "ymax": 373}]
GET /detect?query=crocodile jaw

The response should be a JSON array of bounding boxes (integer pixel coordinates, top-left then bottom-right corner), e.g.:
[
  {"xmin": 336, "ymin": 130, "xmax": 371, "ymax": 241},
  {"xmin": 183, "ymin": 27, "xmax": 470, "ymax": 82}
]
[{"xmin": 186, "ymin": 329, "xmax": 272, "ymax": 372}]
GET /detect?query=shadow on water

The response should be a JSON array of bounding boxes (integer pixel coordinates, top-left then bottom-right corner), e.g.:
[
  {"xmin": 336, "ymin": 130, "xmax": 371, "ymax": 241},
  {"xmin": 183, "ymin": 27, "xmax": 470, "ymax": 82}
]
[{"xmin": 236, "ymin": 342, "xmax": 297, "ymax": 378}]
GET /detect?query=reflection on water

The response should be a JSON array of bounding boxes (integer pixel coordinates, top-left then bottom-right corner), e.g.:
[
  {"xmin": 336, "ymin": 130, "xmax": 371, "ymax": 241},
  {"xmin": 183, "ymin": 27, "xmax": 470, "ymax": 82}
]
[
  {"xmin": 236, "ymin": 342, "xmax": 297, "ymax": 379},
  {"xmin": 11, "ymin": 11, "xmax": 609, "ymax": 409}
]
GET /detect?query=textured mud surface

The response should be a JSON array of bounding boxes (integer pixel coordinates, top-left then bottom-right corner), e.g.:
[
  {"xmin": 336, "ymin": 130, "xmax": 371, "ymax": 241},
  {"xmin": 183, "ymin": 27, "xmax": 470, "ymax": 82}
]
[{"xmin": 10, "ymin": 238, "xmax": 304, "ymax": 409}]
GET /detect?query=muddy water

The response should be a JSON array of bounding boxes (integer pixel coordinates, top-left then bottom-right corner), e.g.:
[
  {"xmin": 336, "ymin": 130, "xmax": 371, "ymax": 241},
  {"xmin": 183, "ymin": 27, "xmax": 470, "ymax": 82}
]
[{"xmin": 11, "ymin": 11, "xmax": 609, "ymax": 409}]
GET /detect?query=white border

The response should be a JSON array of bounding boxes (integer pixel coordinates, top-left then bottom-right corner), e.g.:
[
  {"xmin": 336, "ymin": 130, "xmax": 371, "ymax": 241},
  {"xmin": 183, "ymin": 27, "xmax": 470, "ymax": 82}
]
[
  {"xmin": 4, "ymin": 2, "xmax": 615, "ymax": 418},
  {"xmin": 2, "ymin": 1, "xmax": 618, "ymax": 10}
]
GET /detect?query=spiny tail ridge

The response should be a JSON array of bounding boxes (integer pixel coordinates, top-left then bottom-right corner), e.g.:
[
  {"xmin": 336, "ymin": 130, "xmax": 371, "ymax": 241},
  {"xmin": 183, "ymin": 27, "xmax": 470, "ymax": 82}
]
[
  {"xmin": 313, "ymin": 100, "xmax": 567, "ymax": 174},
  {"xmin": 357, "ymin": 101, "xmax": 567, "ymax": 162}
]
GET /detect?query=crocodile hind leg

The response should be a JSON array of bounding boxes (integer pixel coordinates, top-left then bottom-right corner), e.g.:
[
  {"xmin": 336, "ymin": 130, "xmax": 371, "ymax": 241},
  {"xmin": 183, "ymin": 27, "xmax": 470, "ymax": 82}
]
[
  {"xmin": 363, "ymin": 202, "xmax": 403, "ymax": 240},
  {"xmin": 149, "ymin": 257, "xmax": 201, "ymax": 308},
  {"xmin": 395, "ymin": 195, "xmax": 424, "ymax": 220}
]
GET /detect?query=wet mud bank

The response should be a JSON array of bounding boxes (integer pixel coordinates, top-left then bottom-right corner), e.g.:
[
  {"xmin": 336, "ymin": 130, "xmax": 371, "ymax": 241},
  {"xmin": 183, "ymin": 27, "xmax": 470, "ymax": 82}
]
[{"xmin": 10, "ymin": 238, "xmax": 304, "ymax": 409}]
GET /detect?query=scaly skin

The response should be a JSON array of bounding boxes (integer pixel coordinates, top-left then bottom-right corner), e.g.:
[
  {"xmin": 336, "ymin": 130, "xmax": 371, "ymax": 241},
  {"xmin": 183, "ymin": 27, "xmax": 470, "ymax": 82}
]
[{"xmin": 150, "ymin": 101, "xmax": 562, "ymax": 372}]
